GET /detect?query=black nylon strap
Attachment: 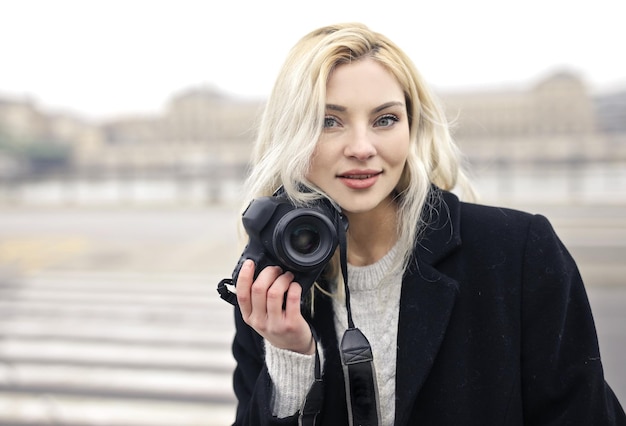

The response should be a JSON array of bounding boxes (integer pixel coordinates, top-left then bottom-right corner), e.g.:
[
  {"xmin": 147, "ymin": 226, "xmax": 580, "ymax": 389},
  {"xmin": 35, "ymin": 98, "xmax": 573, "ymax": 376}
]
[
  {"xmin": 338, "ymin": 213, "xmax": 355, "ymax": 329},
  {"xmin": 298, "ymin": 378, "xmax": 323, "ymax": 426},
  {"xmin": 341, "ymin": 328, "xmax": 381, "ymax": 426},
  {"xmin": 298, "ymin": 328, "xmax": 323, "ymax": 426},
  {"xmin": 337, "ymin": 214, "xmax": 381, "ymax": 426}
]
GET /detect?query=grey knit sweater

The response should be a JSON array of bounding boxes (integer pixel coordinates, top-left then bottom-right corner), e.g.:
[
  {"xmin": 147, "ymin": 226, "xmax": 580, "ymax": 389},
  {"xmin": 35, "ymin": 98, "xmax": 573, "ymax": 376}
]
[{"xmin": 265, "ymin": 244, "xmax": 402, "ymax": 425}]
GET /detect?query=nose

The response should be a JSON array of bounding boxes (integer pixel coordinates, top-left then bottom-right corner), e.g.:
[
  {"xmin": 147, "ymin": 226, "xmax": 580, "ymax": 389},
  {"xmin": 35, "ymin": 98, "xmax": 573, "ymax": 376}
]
[{"xmin": 344, "ymin": 129, "xmax": 376, "ymax": 160}]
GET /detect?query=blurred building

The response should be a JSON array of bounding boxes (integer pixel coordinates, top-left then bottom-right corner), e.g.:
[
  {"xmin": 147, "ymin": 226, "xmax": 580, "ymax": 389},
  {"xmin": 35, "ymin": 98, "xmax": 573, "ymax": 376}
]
[
  {"xmin": 1, "ymin": 72, "xmax": 625, "ymax": 204},
  {"xmin": 0, "ymin": 97, "xmax": 48, "ymax": 140},
  {"xmin": 592, "ymin": 88, "xmax": 626, "ymax": 164},
  {"xmin": 0, "ymin": 97, "xmax": 104, "ymax": 177},
  {"xmin": 78, "ymin": 87, "xmax": 262, "ymax": 177},
  {"xmin": 439, "ymin": 71, "xmax": 603, "ymax": 163},
  {"xmin": 595, "ymin": 89, "xmax": 626, "ymax": 134}
]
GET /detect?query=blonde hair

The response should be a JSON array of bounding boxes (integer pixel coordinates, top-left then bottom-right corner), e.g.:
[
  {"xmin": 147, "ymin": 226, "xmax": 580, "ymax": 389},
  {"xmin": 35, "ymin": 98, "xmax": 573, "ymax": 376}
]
[{"xmin": 243, "ymin": 22, "xmax": 475, "ymax": 284}]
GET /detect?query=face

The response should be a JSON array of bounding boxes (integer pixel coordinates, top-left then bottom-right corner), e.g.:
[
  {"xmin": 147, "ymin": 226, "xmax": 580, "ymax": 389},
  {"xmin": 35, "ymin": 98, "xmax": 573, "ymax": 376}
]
[{"xmin": 306, "ymin": 57, "xmax": 410, "ymax": 216}]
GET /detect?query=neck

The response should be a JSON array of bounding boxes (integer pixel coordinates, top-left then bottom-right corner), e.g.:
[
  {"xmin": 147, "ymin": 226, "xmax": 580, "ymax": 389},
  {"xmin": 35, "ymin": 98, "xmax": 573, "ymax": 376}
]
[{"xmin": 345, "ymin": 198, "xmax": 398, "ymax": 266}]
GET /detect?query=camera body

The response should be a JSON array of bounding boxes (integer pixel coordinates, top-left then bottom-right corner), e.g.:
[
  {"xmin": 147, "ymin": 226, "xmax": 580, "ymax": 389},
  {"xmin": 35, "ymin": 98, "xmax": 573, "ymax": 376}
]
[{"xmin": 231, "ymin": 191, "xmax": 347, "ymax": 296}]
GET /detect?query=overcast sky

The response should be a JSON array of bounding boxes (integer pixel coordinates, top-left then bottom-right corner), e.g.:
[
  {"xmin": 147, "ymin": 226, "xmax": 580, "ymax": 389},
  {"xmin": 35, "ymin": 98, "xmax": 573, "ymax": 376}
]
[{"xmin": 2, "ymin": 0, "xmax": 624, "ymax": 121}]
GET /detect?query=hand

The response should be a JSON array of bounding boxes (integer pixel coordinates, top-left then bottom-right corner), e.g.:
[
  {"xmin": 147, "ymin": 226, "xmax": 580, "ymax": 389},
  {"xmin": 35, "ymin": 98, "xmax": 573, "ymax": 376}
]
[{"xmin": 236, "ymin": 259, "xmax": 315, "ymax": 355}]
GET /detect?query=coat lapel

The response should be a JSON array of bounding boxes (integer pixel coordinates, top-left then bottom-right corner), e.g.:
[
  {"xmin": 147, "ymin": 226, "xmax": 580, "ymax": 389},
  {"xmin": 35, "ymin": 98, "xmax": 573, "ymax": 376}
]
[{"xmin": 394, "ymin": 189, "xmax": 462, "ymax": 426}]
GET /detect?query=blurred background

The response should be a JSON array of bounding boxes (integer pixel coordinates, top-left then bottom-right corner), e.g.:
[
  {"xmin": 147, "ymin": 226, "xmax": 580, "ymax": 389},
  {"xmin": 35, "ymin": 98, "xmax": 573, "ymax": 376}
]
[{"xmin": 0, "ymin": 0, "xmax": 625, "ymax": 425}]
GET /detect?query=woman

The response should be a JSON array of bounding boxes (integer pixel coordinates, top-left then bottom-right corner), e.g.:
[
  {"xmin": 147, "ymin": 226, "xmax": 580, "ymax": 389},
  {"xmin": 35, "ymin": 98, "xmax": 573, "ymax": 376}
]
[{"xmin": 227, "ymin": 23, "xmax": 625, "ymax": 425}]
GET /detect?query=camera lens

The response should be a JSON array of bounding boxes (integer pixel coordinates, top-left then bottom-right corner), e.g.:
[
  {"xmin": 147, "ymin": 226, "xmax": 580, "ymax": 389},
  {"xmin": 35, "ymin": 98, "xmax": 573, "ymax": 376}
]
[
  {"xmin": 273, "ymin": 209, "xmax": 338, "ymax": 271},
  {"xmin": 290, "ymin": 224, "xmax": 321, "ymax": 255}
]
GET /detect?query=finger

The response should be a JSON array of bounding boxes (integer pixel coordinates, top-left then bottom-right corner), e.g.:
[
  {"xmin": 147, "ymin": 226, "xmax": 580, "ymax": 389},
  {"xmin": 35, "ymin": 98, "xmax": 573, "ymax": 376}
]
[
  {"xmin": 235, "ymin": 259, "xmax": 255, "ymax": 319},
  {"xmin": 249, "ymin": 265, "xmax": 282, "ymax": 320},
  {"xmin": 266, "ymin": 271, "xmax": 294, "ymax": 317},
  {"xmin": 284, "ymin": 282, "xmax": 314, "ymax": 354},
  {"xmin": 284, "ymin": 281, "xmax": 303, "ymax": 320}
]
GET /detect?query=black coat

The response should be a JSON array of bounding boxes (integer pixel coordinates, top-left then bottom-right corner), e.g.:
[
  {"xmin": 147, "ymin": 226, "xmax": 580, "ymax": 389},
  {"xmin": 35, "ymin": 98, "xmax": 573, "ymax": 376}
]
[{"xmin": 231, "ymin": 190, "xmax": 626, "ymax": 425}]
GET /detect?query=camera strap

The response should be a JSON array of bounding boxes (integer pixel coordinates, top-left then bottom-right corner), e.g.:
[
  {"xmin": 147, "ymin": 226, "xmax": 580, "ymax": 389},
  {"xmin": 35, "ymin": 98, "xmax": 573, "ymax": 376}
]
[
  {"xmin": 217, "ymin": 278, "xmax": 237, "ymax": 306},
  {"xmin": 338, "ymin": 222, "xmax": 381, "ymax": 426},
  {"xmin": 298, "ymin": 327, "xmax": 323, "ymax": 426}
]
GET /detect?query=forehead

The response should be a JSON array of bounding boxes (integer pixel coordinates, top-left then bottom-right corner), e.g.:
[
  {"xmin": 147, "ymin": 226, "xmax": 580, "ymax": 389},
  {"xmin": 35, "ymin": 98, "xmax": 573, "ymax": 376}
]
[{"xmin": 326, "ymin": 57, "xmax": 404, "ymax": 106}]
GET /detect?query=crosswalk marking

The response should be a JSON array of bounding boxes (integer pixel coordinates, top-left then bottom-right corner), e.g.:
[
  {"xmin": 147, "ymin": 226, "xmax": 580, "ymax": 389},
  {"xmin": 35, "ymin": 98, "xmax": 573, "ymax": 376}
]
[
  {"xmin": 0, "ymin": 270, "xmax": 239, "ymax": 425},
  {"xmin": 0, "ymin": 392, "xmax": 235, "ymax": 426}
]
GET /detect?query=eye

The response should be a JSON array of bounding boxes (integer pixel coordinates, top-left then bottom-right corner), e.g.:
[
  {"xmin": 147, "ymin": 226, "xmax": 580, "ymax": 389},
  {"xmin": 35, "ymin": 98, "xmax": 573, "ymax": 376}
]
[
  {"xmin": 323, "ymin": 116, "xmax": 341, "ymax": 128},
  {"xmin": 374, "ymin": 114, "xmax": 399, "ymax": 128}
]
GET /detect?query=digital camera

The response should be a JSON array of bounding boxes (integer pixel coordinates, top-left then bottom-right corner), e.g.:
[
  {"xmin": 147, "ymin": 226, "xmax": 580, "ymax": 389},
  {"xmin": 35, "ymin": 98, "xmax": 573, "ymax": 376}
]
[{"xmin": 228, "ymin": 189, "xmax": 347, "ymax": 299}]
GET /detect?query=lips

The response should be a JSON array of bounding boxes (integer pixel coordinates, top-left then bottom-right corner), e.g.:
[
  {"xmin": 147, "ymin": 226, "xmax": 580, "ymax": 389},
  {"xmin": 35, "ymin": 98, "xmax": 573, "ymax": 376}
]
[
  {"xmin": 337, "ymin": 169, "xmax": 382, "ymax": 179},
  {"xmin": 339, "ymin": 173, "xmax": 378, "ymax": 179},
  {"xmin": 337, "ymin": 170, "xmax": 382, "ymax": 189}
]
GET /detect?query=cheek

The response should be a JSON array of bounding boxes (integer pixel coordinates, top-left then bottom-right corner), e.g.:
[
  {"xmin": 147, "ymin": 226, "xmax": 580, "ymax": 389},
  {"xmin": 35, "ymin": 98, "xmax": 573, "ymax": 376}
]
[
  {"xmin": 392, "ymin": 145, "xmax": 411, "ymax": 191},
  {"xmin": 389, "ymin": 138, "xmax": 411, "ymax": 166},
  {"xmin": 388, "ymin": 125, "xmax": 410, "ymax": 161},
  {"xmin": 308, "ymin": 142, "xmax": 334, "ymax": 169},
  {"xmin": 305, "ymin": 148, "xmax": 325, "ymax": 182}
]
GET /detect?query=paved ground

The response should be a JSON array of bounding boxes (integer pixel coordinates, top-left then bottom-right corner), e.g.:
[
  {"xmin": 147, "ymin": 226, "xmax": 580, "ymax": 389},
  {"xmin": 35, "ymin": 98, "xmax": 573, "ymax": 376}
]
[
  {"xmin": 0, "ymin": 202, "xmax": 625, "ymax": 425},
  {"xmin": 0, "ymin": 270, "xmax": 237, "ymax": 426}
]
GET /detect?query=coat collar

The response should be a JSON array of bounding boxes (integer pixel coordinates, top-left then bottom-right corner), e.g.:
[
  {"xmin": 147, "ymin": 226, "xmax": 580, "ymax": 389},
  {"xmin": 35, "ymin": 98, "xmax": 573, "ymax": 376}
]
[{"xmin": 395, "ymin": 188, "xmax": 462, "ymax": 426}]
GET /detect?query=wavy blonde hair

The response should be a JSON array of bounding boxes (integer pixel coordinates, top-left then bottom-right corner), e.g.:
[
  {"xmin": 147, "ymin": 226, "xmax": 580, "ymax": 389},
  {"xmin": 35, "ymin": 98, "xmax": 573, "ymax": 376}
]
[{"xmin": 242, "ymin": 22, "xmax": 475, "ymax": 286}]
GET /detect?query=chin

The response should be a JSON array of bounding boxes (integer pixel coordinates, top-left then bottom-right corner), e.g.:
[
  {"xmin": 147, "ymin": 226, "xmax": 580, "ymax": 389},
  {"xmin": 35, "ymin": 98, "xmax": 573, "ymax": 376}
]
[
  {"xmin": 339, "ymin": 193, "xmax": 398, "ymax": 216},
  {"xmin": 339, "ymin": 200, "xmax": 385, "ymax": 215}
]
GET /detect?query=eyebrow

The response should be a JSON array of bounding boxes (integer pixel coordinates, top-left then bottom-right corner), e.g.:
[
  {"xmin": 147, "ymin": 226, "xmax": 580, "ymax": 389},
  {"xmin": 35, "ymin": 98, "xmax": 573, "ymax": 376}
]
[{"xmin": 325, "ymin": 101, "xmax": 405, "ymax": 114}]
